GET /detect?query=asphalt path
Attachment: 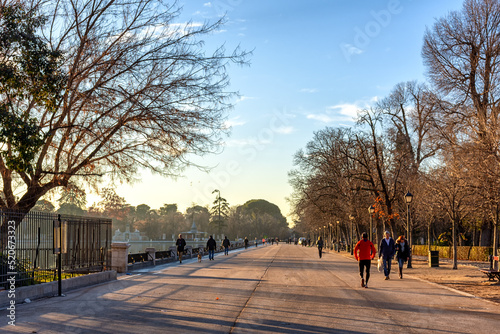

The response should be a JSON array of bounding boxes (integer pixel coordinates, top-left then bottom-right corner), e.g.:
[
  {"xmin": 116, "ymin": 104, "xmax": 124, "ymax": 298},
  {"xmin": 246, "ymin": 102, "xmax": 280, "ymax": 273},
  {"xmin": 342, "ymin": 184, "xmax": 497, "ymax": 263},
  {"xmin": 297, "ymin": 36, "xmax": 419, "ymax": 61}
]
[{"xmin": 1, "ymin": 244, "xmax": 499, "ymax": 333}]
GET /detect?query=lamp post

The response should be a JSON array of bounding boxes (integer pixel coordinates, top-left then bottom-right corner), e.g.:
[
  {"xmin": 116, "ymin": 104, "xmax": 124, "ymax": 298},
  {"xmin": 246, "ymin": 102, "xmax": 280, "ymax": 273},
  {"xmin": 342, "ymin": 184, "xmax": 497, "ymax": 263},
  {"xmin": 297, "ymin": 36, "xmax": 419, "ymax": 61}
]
[
  {"xmin": 329, "ymin": 222, "xmax": 333, "ymax": 250},
  {"xmin": 323, "ymin": 225, "xmax": 327, "ymax": 248},
  {"xmin": 368, "ymin": 205, "xmax": 375, "ymax": 241},
  {"xmin": 349, "ymin": 215, "xmax": 354, "ymax": 255},
  {"xmin": 337, "ymin": 221, "xmax": 340, "ymax": 252},
  {"xmin": 405, "ymin": 191, "xmax": 413, "ymax": 268}
]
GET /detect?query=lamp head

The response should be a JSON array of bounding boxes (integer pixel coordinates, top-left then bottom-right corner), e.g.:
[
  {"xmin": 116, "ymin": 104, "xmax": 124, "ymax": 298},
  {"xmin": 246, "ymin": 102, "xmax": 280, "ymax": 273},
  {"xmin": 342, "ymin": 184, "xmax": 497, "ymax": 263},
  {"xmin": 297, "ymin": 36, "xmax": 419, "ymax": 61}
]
[{"xmin": 405, "ymin": 191, "xmax": 413, "ymax": 204}]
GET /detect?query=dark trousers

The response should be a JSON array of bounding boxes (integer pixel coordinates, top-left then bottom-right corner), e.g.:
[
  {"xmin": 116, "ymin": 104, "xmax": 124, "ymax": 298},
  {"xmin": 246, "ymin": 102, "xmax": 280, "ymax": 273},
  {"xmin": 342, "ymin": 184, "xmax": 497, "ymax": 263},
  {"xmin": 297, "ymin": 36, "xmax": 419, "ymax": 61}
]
[
  {"xmin": 318, "ymin": 247, "xmax": 323, "ymax": 258},
  {"xmin": 224, "ymin": 246, "xmax": 229, "ymax": 255},
  {"xmin": 359, "ymin": 259, "xmax": 371, "ymax": 283},
  {"xmin": 208, "ymin": 249, "xmax": 214, "ymax": 260}
]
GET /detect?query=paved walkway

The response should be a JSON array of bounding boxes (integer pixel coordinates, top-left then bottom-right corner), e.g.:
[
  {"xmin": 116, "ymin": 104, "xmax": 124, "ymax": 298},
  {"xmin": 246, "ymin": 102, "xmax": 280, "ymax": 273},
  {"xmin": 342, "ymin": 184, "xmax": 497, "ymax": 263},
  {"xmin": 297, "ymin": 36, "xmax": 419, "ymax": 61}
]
[{"xmin": 1, "ymin": 244, "xmax": 499, "ymax": 333}]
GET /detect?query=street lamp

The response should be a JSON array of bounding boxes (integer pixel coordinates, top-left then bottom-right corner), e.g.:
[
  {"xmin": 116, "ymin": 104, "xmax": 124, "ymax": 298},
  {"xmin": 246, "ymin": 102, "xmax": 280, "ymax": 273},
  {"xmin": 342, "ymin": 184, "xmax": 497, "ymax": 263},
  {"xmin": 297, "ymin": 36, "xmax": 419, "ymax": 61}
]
[
  {"xmin": 349, "ymin": 215, "xmax": 354, "ymax": 255},
  {"xmin": 329, "ymin": 222, "xmax": 333, "ymax": 250},
  {"xmin": 336, "ymin": 220, "xmax": 340, "ymax": 252},
  {"xmin": 368, "ymin": 205, "xmax": 375, "ymax": 241},
  {"xmin": 405, "ymin": 191, "xmax": 413, "ymax": 268},
  {"xmin": 323, "ymin": 225, "xmax": 326, "ymax": 246}
]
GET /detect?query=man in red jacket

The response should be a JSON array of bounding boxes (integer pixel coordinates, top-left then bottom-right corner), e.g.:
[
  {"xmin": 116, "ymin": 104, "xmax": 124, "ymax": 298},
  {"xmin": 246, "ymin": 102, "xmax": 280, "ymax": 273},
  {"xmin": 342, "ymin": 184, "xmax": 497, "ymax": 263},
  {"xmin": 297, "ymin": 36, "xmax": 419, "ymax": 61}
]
[{"xmin": 354, "ymin": 232, "xmax": 377, "ymax": 288}]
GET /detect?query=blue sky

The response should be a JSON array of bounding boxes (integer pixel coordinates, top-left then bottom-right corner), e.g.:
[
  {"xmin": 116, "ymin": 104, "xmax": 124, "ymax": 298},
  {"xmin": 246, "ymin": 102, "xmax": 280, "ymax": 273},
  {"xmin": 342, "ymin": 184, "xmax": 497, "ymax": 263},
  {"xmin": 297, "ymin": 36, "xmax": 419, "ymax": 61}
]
[{"xmin": 89, "ymin": 0, "xmax": 464, "ymax": 222}]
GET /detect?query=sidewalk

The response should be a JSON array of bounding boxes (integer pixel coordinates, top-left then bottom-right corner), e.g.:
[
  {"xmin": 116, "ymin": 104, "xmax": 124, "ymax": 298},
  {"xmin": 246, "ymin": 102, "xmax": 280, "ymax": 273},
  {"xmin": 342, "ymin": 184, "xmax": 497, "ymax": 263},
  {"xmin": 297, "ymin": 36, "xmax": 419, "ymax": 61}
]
[{"xmin": 324, "ymin": 247, "xmax": 500, "ymax": 305}]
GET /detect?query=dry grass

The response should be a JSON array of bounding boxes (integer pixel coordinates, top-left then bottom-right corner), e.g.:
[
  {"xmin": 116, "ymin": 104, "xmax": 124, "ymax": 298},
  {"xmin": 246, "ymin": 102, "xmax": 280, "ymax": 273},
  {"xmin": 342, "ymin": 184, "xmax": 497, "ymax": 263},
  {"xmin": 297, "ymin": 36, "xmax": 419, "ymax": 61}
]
[{"xmin": 406, "ymin": 257, "xmax": 500, "ymax": 305}]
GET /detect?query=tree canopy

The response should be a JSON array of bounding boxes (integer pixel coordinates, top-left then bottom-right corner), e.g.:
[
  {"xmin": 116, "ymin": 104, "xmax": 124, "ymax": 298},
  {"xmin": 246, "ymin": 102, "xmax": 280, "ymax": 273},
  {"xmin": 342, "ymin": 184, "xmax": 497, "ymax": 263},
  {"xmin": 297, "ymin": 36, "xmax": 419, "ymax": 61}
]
[{"xmin": 0, "ymin": 0, "xmax": 249, "ymax": 214}]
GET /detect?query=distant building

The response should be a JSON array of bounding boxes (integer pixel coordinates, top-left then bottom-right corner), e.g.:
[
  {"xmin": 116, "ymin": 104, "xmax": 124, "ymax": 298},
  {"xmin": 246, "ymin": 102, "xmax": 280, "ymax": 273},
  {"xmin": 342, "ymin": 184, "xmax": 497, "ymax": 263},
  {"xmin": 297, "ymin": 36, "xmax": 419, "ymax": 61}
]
[{"xmin": 181, "ymin": 220, "xmax": 208, "ymax": 241}]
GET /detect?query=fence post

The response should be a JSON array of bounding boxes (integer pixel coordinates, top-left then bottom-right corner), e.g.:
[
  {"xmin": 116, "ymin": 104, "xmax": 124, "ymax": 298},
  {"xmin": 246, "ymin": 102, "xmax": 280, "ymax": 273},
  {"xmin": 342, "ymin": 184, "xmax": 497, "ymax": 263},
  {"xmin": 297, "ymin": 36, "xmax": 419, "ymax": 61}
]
[{"xmin": 111, "ymin": 243, "xmax": 130, "ymax": 273}]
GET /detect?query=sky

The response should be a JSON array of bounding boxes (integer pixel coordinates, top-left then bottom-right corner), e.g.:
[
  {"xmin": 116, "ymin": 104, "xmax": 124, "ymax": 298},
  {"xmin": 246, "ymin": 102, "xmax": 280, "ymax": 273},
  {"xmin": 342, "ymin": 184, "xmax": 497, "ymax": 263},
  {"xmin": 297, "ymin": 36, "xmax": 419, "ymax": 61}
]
[{"xmin": 88, "ymin": 0, "xmax": 464, "ymax": 223}]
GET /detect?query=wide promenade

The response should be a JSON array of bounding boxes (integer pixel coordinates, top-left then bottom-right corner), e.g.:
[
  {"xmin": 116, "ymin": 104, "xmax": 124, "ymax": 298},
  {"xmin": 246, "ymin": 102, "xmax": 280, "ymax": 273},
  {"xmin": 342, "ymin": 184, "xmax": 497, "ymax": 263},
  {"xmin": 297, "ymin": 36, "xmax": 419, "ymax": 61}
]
[{"xmin": 1, "ymin": 244, "xmax": 499, "ymax": 333}]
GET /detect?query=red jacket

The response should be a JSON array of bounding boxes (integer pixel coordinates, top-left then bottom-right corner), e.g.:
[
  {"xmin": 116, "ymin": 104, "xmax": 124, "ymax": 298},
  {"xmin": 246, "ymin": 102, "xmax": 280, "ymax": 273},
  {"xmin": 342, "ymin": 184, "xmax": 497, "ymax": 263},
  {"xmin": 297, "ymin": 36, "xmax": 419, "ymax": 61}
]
[{"xmin": 354, "ymin": 239, "xmax": 376, "ymax": 261}]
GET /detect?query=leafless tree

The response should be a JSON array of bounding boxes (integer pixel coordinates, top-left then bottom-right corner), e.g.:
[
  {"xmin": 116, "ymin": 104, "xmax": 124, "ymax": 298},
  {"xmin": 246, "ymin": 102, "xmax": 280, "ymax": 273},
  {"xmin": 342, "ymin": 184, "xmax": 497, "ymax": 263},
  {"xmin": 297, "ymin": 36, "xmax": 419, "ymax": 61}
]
[
  {"xmin": 423, "ymin": 151, "xmax": 475, "ymax": 269},
  {"xmin": 422, "ymin": 0, "xmax": 500, "ymax": 257},
  {"xmin": 0, "ymin": 0, "xmax": 249, "ymax": 215}
]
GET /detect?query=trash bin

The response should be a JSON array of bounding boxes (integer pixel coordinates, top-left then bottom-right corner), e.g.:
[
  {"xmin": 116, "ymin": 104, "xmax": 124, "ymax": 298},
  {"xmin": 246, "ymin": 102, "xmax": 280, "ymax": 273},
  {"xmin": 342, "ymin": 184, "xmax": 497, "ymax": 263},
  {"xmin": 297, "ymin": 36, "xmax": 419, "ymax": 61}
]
[{"xmin": 429, "ymin": 250, "xmax": 439, "ymax": 267}]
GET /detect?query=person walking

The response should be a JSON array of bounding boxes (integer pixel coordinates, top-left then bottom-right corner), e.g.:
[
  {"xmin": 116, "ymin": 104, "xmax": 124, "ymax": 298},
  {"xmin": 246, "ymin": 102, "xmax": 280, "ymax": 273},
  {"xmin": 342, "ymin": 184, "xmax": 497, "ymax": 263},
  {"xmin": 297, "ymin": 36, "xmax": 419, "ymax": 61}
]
[
  {"xmin": 316, "ymin": 236, "xmax": 324, "ymax": 258},
  {"xmin": 222, "ymin": 236, "xmax": 230, "ymax": 255},
  {"xmin": 206, "ymin": 235, "xmax": 216, "ymax": 261},
  {"xmin": 176, "ymin": 234, "xmax": 186, "ymax": 263},
  {"xmin": 244, "ymin": 237, "xmax": 249, "ymax": 249},
  {"xmin": 354, "ymin": 232, "xmax": 377, "ymax": 288},
  {"xmin": 395, "ymin": 235, "xmax": 410, "ymax": 279},
  {"xmin": 379, "ymin": 231, "xmax": 395, "ymax": 280}
]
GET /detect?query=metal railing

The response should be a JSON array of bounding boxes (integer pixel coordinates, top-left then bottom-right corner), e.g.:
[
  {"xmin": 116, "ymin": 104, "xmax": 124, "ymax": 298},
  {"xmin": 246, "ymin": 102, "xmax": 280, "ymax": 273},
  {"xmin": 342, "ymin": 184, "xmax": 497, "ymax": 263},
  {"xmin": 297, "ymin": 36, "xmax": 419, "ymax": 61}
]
[{"xmin": 0, "ymin": 210, "xmax": 112, "ymax": 289}]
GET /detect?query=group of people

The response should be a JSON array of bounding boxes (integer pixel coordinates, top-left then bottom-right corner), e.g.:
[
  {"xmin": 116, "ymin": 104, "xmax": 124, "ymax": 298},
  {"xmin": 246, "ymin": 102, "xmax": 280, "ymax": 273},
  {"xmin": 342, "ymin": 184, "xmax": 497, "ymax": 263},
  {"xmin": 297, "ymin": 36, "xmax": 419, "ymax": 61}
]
[
  {"xmin": 175, "ymin": 234, "xmax": 233, "ymax": 263},
  {"xmin": 315, "ymin": 230, "xmax": 410, "ymax": 288}
]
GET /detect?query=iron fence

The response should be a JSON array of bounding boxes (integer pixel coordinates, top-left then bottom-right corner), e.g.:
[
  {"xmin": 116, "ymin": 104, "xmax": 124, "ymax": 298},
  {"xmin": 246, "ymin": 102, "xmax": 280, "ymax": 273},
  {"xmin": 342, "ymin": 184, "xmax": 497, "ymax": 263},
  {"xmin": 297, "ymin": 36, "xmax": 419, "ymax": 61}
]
[{"xmin": 0, "ymin": 210, "xmax": 112, "ymax": 289}]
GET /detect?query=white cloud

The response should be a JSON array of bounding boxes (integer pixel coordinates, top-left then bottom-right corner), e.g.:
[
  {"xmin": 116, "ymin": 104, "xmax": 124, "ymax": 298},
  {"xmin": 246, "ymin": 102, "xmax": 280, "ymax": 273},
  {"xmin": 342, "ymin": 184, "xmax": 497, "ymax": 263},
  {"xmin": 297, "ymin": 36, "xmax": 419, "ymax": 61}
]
[
  {"xmin": 300, "ymin": 88, "xmax": 318, "ymax": 93},
  {"xmin": 236, "ymin": 96, "xmax": 256, "ymax": 103},
  {"xmin": 203, "ymin": 2, "xmax": 212, "ymax": 7},
  {"xmin": 274, "ymin": 126, "xmax": 295, "ymax": 134},
  {"xmin": 306, "ymin": 114, "xmax": 337, "ymax": 123},
  {"xmin": 225, "ymin": 117, "xmax": 246, "ymax": 128},
  {"xmin": 306, "ymin": 97, "xmax": 378, "ymax": 124},
  {"xmin": 328, "ymin": 97, "xmax": 378, "ymax": 118},
  {"xmin": 327, "ymin": 103, "xmax": 359, "ymax": 118}
]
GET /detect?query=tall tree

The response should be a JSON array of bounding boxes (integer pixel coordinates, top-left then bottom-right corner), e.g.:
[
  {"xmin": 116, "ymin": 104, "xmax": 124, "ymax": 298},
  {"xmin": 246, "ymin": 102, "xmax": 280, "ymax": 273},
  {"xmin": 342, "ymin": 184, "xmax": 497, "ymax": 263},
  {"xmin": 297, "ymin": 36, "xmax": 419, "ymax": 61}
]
[
  {"xmin": 210, "ymin": 189, "xmax": 229, "ymax": 235},
  {"xmin": 0, "ymin": 0, "xmax": 249, "ymax": 216},
  {"xmin": 422, "ymin": 0, "xmax": 500, "ymax": 261}
]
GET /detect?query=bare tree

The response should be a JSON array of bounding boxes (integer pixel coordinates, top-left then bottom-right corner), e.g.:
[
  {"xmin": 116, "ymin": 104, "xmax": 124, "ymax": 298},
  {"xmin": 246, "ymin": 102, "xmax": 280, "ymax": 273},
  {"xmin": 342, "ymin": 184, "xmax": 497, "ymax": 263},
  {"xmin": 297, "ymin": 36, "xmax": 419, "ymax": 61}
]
[
  {"xmin": 0, "ymin": 0, "xmax": 249, "ymax": 215},
  {"xmin": 422, "ymin": 0, "xmax": 500, "ymax": 261},
  {"xmin": 424, "ymin": 152, "xmax": 475, "ymax": 269}
]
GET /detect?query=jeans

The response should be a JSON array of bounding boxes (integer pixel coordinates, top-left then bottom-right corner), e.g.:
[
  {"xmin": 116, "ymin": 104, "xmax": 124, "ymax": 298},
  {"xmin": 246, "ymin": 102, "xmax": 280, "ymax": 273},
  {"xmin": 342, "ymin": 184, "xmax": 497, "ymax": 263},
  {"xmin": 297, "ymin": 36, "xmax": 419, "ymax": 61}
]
[
  {"xmin": 398, "ymin": 258, "xmax": 405, "ymax": 268},
  {"xmin": 224, "ymin": 246, "xmax": 229, "ymax": 255},
  {"xmin": 382, "ymin": 256, "xmax": 392, "ymax": 277},
  {"xmin": 208, "ymin": 249, "xmax": 214, "ymax": 260}
]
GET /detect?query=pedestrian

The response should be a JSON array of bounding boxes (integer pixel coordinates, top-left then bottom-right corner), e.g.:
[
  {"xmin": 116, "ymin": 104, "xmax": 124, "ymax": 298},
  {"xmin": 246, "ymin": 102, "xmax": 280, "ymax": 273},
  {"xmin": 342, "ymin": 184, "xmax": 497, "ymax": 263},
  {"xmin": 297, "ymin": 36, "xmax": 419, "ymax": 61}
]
[
  {"xmin": 222, "ymin": 236, "xmax": 230, "ymax": 255},
  {"xmin": 255, "ymin": 237, "xmax": 258, "ymax": 247},
  {"xmin": 244, "ymin": 237, "xmax": 248, "ymax": 249},
  {"xmin": 316, "ymin": 236, "xmax": 324, "ymax": 258},
  {"xmin": 206, "ymin": 235, "xmax": 216, "ymax": 260},
  {"xmin": 354, "ymin": 232, "xmax": 377, "ymax": 288},
  {"xmin": 395, "ymin": 235, "xmax": 410, "ymax": 279},
  {"xmin": 379, "ymin": 231, "xmax": 395, "ymax": 280},
  {"xmin": 176, "ymin": 234, "xmax": 186, "ymax": 263}
]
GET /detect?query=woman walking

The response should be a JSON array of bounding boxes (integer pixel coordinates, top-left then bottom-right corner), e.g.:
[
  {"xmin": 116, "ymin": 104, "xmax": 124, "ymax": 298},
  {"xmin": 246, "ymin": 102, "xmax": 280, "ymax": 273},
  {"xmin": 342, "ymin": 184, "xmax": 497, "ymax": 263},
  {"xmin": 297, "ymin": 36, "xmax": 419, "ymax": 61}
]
[
  {"xmin": 317, "ymin": 236, "xmax": 324, "ymax": 258},
  {"xmin": 395, "ymin": 235, "xmax": 410, "ymax": 279}
]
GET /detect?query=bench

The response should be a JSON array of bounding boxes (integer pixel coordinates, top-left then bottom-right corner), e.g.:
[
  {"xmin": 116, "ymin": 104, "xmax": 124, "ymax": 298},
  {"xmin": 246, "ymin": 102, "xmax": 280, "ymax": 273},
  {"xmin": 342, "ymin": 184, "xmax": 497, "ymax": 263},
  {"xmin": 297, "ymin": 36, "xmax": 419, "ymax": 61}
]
[{"xmin": 480, "ymin": 255, "xmax": 500, "ymax": 281}]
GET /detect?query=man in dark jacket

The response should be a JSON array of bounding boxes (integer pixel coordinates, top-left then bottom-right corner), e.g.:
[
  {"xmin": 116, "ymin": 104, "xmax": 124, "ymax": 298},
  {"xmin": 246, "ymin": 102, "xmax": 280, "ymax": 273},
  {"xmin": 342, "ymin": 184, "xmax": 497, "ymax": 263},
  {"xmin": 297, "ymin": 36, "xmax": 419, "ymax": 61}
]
[
  {"xmin": 206, "ymin": 235, "xmax": 216, "ymax": 260},
  {"xmin": 379, "ymin": 231, "xmax": 395, "ymax": 279},
  {"xmin": 176, "ymin": 234, "xmax": 186, "ymax": 263},
  {"xmin": 222, "ymin": 236, "xmax": 230, "ymax": 255}
]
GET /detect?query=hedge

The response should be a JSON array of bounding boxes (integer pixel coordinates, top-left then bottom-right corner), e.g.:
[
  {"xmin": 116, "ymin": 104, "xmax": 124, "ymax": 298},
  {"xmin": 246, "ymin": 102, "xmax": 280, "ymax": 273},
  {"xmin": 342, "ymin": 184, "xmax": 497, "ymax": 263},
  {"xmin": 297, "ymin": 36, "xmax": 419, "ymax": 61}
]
[{"xmin": 411, "ymin": 245, "xmax": 498, "ymax": 262}]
